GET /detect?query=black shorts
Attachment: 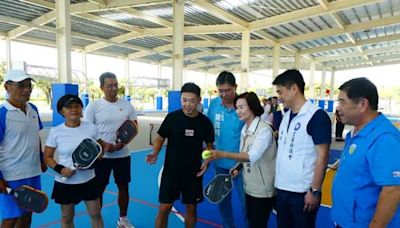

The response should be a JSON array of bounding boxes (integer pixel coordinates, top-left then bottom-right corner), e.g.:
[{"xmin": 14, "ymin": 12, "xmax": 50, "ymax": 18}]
[
  {"xmin": 159, "ymin": 173, "xmax": 203, "ymax": 204},
  {"xmin": 95, "ymin": 156, "xmax": 131, "ymax": 187},
  {"xmin": 51, "ymin": 178, "xmax": 99, "ymax": 205}
]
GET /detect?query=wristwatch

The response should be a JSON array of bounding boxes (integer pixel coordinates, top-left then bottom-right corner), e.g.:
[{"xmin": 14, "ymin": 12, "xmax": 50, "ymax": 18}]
[{"xmin": 309, "ymin": 187, "xmax": 322, "ymax": 198}]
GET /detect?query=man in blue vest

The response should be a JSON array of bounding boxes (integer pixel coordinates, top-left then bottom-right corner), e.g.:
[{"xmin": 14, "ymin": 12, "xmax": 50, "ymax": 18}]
[
  {"xmin": 331, "ymin": 78, "xmax": 400, "ymax": 228},
  {"xmin": 273, "ymin": 69, "xmax": 331, "ymax": 228}
]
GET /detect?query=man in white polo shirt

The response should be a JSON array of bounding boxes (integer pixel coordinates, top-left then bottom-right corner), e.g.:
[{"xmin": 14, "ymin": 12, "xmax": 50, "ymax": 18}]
[
  {"xmin": 0, "ymin": 70, "xmax": 46, "ymax": 227},
  {"xmin": 84, "ymin": 72, "xmax": 137, "ymax": 228},
  {"xmin": 272, "ymin": 69, "xmax": 331, "ymax": 228}
]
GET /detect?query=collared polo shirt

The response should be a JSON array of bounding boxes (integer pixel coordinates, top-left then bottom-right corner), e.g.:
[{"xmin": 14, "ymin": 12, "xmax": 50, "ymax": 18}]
[
  {"xmin": 0, "ymin": 101, "xmax": 42, "ymax": 181},
  {"xmin": 207, "ymin": 96, "xmax": 244, "ymax": 169},
  {"xmin": 332, "ymin": 114, "xmax": 400, "ymax": 228}
]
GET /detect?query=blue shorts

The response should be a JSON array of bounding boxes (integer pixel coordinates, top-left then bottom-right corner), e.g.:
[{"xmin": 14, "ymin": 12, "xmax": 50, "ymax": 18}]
[{"xmin": 0, "ymin": 176, "xmax": 41, "ymax": 219}]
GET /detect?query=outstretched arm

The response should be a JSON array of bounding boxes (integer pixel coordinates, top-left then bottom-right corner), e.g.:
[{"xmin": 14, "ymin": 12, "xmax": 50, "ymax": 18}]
[
  {"xmin": 197, "ymin": 143, "xmax": 214, "ymax": 177},
  {"xmin": 146, "ymin": 134, "xmax": 165, "ymax": 164}
]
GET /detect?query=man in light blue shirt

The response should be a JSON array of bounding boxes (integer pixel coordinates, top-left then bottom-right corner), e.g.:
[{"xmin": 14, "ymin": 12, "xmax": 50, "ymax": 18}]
[
  {"xmin": 0, "ymin": 70, "xmax": 45, "ymax": 227},
  {"xmin": 207, "ymin": 71, "xmax": 247, "ymax": 228},
  {"xmin": 332, "ymin": 78, "xmax": 400, "ymax": 228}
]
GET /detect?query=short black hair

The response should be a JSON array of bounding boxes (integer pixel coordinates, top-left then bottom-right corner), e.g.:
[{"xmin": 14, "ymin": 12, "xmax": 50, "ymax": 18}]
[
  {"xmin": 99, "ymin": 72, "xmax": 117, "ymax": 87},
  {"xmin": 235, "ymin": 92, "xmax": 264, "ymax": 117},
  {"xmin": 57, "ymin": 94, "xmax": 83, "ymax": 114},
  {"xmin": 272, "ymin": 69, "xmax": 305, "ymax": 94},
  {"xmin": 181, "ymin": 82, "xmax": 201, "ymax": 97},
  {"xmin": 216, "ymin": 71, "xmax": 236, "ymax": 86},
  {"xmin": 339, "ymin": 77, "xmax": 378, "ymax": 111}
]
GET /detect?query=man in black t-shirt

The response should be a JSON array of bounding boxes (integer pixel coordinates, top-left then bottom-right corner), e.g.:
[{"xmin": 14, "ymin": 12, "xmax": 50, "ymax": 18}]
[{"xmin": 146, "ymin": 82, "xmax": 214, "ymax": 228}]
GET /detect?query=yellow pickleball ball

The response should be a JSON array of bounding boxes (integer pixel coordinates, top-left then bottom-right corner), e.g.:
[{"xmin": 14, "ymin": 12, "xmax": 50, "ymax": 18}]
[{"xmin": 202, "ymin": 150, "xmax": 212, "ymax": 160}]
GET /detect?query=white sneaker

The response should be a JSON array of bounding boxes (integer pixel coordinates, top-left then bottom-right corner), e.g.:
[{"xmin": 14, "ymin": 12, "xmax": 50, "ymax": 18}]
[{"xmin": 117, "ymin": 217, "xmax": 135, "ymax": 228}]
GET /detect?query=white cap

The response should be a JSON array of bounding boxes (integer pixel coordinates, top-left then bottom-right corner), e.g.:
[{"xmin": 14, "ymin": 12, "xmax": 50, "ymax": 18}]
[{"xmin": 4, "ymin": 69, "xmax": 33, "ymax": 83}]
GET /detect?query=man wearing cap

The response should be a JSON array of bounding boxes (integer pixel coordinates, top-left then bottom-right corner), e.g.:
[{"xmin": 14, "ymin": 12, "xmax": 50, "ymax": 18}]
[
  {"xmin": 84, "ymin": 72, "xmax": 137, "ymax": 228},
  {"xmin": 0, "ymin": 69, "xmax": 46, "ymax": 227}
]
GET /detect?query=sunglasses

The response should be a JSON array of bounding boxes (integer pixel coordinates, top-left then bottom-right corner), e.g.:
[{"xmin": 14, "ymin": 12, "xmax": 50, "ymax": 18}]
[{"xmin": 7, "ymin": 81, "xmax": 32, "ymax": 89}]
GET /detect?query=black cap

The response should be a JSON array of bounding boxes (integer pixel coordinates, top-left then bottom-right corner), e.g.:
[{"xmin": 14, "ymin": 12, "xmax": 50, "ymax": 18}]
[{"xmin": 57, "ymin": 94, "xmax": 83, "ymax": 114}]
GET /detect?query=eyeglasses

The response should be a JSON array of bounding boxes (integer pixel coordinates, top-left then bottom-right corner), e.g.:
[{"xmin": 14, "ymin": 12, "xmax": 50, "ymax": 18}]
[
  {"xmin": 218, "ymin": 88, "xmax": 235, "ymax": 95},
  {"xmin": 104, "ymin": 83, "xmax": 118, "ymax": 89},
  {"xmin": 7, "ymin": 81, "xmax": 32, "ymax": 89}
]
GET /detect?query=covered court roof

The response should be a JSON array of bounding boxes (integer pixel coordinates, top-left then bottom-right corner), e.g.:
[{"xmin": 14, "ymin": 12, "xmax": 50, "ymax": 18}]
[{"xmin": 0, "ymin": 0, "xmax": 399, "ymax": 73}]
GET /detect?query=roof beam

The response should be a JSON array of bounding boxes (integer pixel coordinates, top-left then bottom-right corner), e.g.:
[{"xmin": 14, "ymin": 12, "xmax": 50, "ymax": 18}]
[
  {"xmin": 300, "ymin": 33, "xmax": 400, "ymax": 55},
  {"xmin": 249, "ymin": 0, "xmax": 382, "ymax": 31},
  {"xmin": 16, "ymin": 35, "xmax": 84, "ymax": 51},
  {"xmin": 20, "ymin": 0, "xmax": 144, "ymax": 33},
  {"xmin": 189, "ymin": 0, "xmax": 284, "ymax": 58},
  {"xmin": 0, "ymin": 15, "xmax": 55, "ymax": 34},
  {"xmin": 0, "ymin": 15, "xmax": 172, "ymax": 56},
  {"xmin": 118, "ymin": 8, "xmax": 173, "ymax": 28},
  {"xmin": 76, "ymin": 13, "xmax": 142, "ymax": 32},
  {"xmin": 12, "ymin": 0, "xmax": 139, "ymax": 40},
  {"xmin": 161, "ymin": 51, "xmax": 213, "ymax": 64},
  {"xmin": 20, "ymin": 0, "xmax": 54, "ymax": 9},
  {"xmin": 182, "ymin": 39, "xmax": 272, "ymax": 48},
  {"xmin": 128, "ymin": 38, "xmax": 287, "ymax": 60},
  {"xmin": 326, "ymin": 53, "xmax": 400, "ymax": 68},
  {"xmin": 18, "ymin": 0, "xmax": 173, "ymax": 55},
  {"xmin": 139, "ymin": 24, "xmax": 244, "ymax": 37},
  {"xmin": 159, "ymin": 48, "xmax": 296, "ymax": 65},
  {"xmin": 314, "ymin": 45, "xmax": 400, "ymax": 62},
  {"xmin": 69, "ymin": 0, "xmax": 168, "ymax": 13},
  {"xmin": 128, "ymin": 44, "xmax": 172, "ymax": 59},
  {"xmin": 84, "ymin": 24, "xmax": 244, "ymax": 52},
  {"xmin": 318, "ymin": 0, "xmax": 372, "ymax": 64},
  {"xmin": 190, "ymin": 0, "xmax": 248, "ymax": 28},
  {"xmin": 81, "ymin": 1, "xmax": 238, "ymax": 60},
  {"xmin": 334, "ymin": 59, "xmax": 400, "ymax": 71},
  {"xmin": 87, "ymin": 0, "xmax": 106, "ymax": 5},
  {"xmin": 280, "ymin": 14, "xmax": 400, "ymax": 45},
  {"xmin": 7, "ymin": 11, "xmax": 55, "ymax": 39},
  {"xmin": 186, "ymin": 54, "xmax": 300, "ymax": 71}
]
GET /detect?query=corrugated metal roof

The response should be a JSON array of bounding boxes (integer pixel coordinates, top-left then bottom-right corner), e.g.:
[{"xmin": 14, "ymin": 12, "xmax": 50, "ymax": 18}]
[
  {"xmin": 140, "ymin": 54, "xmax": 170, "ymax": 62},
  {"xmin": 0, "ymin": 0, "xmax": 399, "ymax": 72},
  {"xmin": 70, "ymin": 16, "xmax": 127, "ymax": 39},
  {"xmin": 24, "ymin": 30, "xmax": 56, "ymax": 42},
  {"xmin": 199, "ymin": 56, "xmax": 226, "ymax": 62},
  {"xmin": 45, "ymin": 0, "xmax": 87, "ymax": 3},
  {"xmin": 98, "ymin": 45, "xmax": 134, "ymax": 55},
  {"xmin": 0, "ymin": 22, "xmax": 18, "ymax": 32},
  {"xmin": 0, "ymin": 0, "xmax": 50, "ymax": 21},
  {"xmin": 184, "ymin": 47, "xmax": 201, "ymax": 55},
  {"xmin": 184, "ymin": 35, "xmax": 205, "ymax": 41},
  {"xmin": 93, "ymin": 10, "xmax": 164, "ymax": 29},
  {"xmin": 125, "ymin": 37, "xmax": 170, "ymax": 49}
]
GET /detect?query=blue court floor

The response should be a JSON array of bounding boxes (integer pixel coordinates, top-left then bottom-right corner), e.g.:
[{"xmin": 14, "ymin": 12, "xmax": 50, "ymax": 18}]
[{"xmin": 31, "ymin": 148, "xmax": 340, "ymax": 228}]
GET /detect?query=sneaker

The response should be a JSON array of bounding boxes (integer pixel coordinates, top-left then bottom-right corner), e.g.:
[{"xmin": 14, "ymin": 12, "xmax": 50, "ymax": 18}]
[{"xmin": 117, "ymin": 217, "xmax": 135, "ymax": 228}]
